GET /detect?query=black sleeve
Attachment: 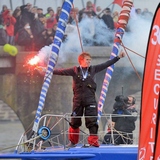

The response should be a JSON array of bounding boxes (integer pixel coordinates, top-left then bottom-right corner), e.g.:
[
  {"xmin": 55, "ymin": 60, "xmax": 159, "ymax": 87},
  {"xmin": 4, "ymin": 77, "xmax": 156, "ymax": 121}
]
[
  {"xmin": 20, "ymin": 5, "xmax": 27, "ymax": 12},
  {"xmin": 53, "ymin": 67, "xmax": 75, "ymax": 76},
  {"xmin": 94, "ymin": 56, "xmax": 120, "ymax": 73},
  {"xmin": 17, "ymin": 29, "xmax": 30, "ymax": 45}
]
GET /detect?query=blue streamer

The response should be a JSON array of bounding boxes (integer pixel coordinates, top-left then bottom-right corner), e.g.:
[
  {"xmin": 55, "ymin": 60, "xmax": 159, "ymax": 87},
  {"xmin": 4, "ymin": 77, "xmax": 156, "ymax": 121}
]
[
  {"xmin": 97, "ymin": 28, "xmax": 124, "ymax": 124},
  {"xmin": 97, "ymin": 0, "xmax": 133, "ymax": 123},
  {"xmin": 32, "ymin": 0, "xmax": 73, "ymax": 132}
]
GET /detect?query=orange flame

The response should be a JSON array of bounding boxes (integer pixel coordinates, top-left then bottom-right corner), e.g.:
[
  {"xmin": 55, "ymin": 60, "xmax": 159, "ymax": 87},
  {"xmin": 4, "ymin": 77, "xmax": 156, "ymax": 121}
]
[{"xmin": 28, "ymin": 56, "xmax": 40, "ymax": 66}]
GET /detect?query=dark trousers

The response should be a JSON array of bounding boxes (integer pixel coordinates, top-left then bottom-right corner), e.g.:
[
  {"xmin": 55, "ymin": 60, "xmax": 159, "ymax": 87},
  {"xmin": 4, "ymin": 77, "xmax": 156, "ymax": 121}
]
[{"xmin": 70, "ymin": 103, "xmax": 98, "ymax": 135}]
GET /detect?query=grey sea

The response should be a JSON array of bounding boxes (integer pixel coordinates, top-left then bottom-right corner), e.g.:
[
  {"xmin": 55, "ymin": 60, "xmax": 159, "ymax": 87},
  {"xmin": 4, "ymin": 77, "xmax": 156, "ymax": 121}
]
[{"xmin": 0, "ymin": 121, "xmax": 24, "ymax": 154}]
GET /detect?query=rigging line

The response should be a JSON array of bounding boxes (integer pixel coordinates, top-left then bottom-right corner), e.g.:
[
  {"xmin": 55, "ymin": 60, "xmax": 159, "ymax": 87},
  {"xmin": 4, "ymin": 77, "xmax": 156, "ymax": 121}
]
[
  {"xmin": 112, "ymin": 129, "xmax": 134, "ymax": 141},
  {"xmin": 97, "ymin": 3, "xmax": 112, "ymax": 17},
  {"xmin": 22, "ymin": 119, "xmax": 34, "ymax": 136},
  {"xmin": 122, "ymin": 44, "xmax": 142, "ymax": 83},
  {"xmin": 24, "ymin": 125, "xmax": 32, "ymax": 135},
  {"xmin": 121, "ymin": 42, "xmax": 145, "ymax": 58},
  {"xmin": 50, "ymin": 117, "xmax": 63, "ymax": 131},
  {"xmin": 46, "ymin": 116, "xmax": 52, "ymax": 127},
  {"xmin": 81, "ymin": 0, "xmax": 85, "ymax": 8},
  {"xmin": 0, "ymin": 135, "xmax": 41, "ymax": 152},
  {"xmin": 72, "ymin": 4, "xmax": 84, "ymax": 52}
]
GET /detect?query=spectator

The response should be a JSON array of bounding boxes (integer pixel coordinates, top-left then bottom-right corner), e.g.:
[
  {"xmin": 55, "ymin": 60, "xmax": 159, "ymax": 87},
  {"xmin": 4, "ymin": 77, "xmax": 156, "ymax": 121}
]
[
  {"xmin": 85, "ymin": 1, "xmax": 96, "ymax": 17},
  {"xmin": 78, "ymin": 1, "xmax": 96, "ymax": 22},
  {"xmin": 101, "ymin": 8, "xmax": 114, "ymax": 30},
  {"xmin": 0, "ymin": 16, "xmax": 7, "ymax": 45},
  {"xmin": 46, "ymin": 9, "xmax": 57, "ymax": 29},
  {"xmin": 141, "ymin": 8, "xmax": 153, "ymax": 20},
  {"xmin": 103, "ymin": 95, "xmax": 138, "ymax": 145},
  {"xmin": 2, "ymin": 9, "xmax": 16, "ymax": 45},
  {"xmin": 31, "ymin": 6, "xmax": 38, "ymax": 19},
  {"xmin": 20, "ymin": 3, "xmax": 35, "ymax": 27},
  {"xmin": 68, "ymin": 8, "xmax": 76, "ymax": 25},
  {"xmin": 55, "ymin": 6, "xmax": 61, "ymax": 22},
  {"xmin": 12, "ymin": 7, "xmax": 22, "ymax": 36},
  {"xmin": 45, "ymin": 23, "xmax": 57, "ymax": 46},
  {"xmin": 45, "ymin": 7, "xmax": 53, "ymax": 18},
  {"xmin": 135, "ymin": 8, "xmax": 141, "ymax": 16},
  {"xmin": 32, "ymin": 13, "xmax": 46, "ymax": 50},
  {"xmin": 96, "ymin": 6, "xmax": 102, "ymax": 15},
  {"xmin": 15, "ymin": 22, "xmax": 34, "ymax": 50},
  {"xmin": 68, "ymin": 7, "xmax": 80, "ymax": 25},
  {"xmin": 86, "ymin": 1, "xmax": 96, "ymax": 13},
  {"xmin": 1, "ymin": 5, "xmax": 8, "ymax": 15},
  {"xmin": 37, "ymin": 8, "xmax": 44, "ymax": 17},
  {"xmin": 112, "ymin": 11, "xmax": 119, "ymax": 28}
]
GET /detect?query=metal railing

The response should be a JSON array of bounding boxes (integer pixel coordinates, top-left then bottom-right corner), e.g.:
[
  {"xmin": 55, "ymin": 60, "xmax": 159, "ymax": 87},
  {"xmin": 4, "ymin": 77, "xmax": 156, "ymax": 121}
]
[{"xmin": 15, "ymin": 113, "xmax": 140, "ymax": 153}]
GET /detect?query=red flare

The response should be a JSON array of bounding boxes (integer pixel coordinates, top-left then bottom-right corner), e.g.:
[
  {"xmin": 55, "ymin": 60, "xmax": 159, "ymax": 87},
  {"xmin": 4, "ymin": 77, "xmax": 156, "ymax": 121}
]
[{"xmin": 28, "ymin": 55, "xmax": 40, "ymax": 66}]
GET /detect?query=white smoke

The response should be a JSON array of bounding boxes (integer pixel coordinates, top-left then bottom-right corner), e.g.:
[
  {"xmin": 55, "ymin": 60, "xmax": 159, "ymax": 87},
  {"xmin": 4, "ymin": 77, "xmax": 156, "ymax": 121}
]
[
  {"xmin": 36, "ymin": 13, "xmax": 153, "ymax": 73},
  {"xmin": 122, "ymin": 14, "xmax": 152, "ymax": 73},
  {"xmin": 37, "ymin": 45, "xmax": 52, "ymax": 66}
]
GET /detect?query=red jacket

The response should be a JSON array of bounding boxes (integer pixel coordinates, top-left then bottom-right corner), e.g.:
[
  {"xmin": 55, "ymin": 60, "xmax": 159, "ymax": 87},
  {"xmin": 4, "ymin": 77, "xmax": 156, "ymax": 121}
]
[
  {"xmin": 46, "ymin": 15, "xmax": 57, "ymax": 29},
  {"xmin": 2, "ymin": 10, "xmax": 16, "ymax": 36}
]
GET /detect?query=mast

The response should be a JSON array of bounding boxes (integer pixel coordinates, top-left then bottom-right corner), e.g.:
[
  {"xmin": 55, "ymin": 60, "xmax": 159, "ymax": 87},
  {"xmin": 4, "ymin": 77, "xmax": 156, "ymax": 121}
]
[
  {"xmin": 97, "ymin": 0, "xmax": 133, "ymax": 123},
  {"xmin": 9, "ymin": 0, "xmax": 13, "ymax": 10},
  {"xmin": 33, "ymin": 0, "xmax": 36, "ymax": 6},
  {"xmin": 22, "ymin": 0, "xmax": 25, "ymax": 5},
  {"xmin": 32, "ymin": 0, "xmax": 73, "ymax": 133}
]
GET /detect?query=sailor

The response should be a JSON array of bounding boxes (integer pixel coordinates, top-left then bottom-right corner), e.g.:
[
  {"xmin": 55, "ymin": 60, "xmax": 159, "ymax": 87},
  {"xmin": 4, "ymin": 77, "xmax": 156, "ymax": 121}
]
[{"xmin": 38, "ymin": 51, "xmax": 125, "ymax": 147}]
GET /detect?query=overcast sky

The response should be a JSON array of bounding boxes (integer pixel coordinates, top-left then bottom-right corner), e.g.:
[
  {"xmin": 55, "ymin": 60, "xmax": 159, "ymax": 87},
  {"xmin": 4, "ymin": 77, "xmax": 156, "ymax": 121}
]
[{"xmin": 0, "ymin": 0, "xmax": 159, "ymax": 14}]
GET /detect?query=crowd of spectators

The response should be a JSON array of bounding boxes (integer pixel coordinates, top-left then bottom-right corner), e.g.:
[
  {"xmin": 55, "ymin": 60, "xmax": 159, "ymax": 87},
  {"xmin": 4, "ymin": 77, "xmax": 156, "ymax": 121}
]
[{"xmin": 0, "ymin": 1, "xmax": 153, "ymax": 51}]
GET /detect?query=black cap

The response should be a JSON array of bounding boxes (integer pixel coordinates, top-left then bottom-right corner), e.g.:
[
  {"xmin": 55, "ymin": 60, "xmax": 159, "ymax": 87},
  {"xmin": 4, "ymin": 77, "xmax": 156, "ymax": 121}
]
[{"xmin": 106, "ymin": 7, "xmax": 111, "ymax": 12}]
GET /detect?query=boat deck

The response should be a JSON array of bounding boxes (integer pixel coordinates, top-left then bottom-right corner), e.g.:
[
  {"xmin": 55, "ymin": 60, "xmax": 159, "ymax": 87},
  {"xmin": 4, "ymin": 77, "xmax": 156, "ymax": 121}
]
[
  {"xmin": 0, "ymin": 145, "xmax": 138, "ymax": 160},
  {"xmin": 0, "ymin": 114, "xmax": 139, "ymax": 160}
]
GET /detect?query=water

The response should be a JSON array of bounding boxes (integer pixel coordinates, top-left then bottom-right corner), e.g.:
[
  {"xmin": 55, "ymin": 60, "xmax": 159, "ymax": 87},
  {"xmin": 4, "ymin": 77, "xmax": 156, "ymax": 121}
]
[{"xmin": 0, "ymin": 121, "xmax": 24, "ymax": 153}]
